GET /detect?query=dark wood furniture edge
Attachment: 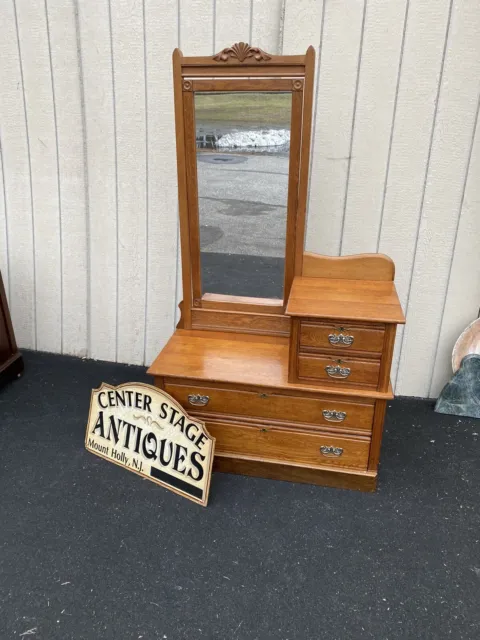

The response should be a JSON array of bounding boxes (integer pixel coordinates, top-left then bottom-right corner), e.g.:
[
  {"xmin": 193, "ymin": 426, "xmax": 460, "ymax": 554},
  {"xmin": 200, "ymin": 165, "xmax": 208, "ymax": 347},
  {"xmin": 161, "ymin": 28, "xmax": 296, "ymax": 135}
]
[
  {"xmin": 213, "ymin": 454, "xmax": 377, "ymax": 492},
  {"xmin": 0, "ymin": 351, "xmax": 24, "ymax": 386}
]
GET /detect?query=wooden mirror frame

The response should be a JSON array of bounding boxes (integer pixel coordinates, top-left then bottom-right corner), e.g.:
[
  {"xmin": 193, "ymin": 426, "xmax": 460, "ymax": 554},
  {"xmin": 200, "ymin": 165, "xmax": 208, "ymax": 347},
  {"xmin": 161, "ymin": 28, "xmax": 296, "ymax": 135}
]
[{"xmin": 173, "ymin": 44, "xmax": 315, "ymax": 337}]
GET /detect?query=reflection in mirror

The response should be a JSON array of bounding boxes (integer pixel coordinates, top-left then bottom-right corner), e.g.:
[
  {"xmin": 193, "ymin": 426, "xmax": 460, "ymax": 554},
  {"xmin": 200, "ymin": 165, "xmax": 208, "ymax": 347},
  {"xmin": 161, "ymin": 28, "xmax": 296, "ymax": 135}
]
[{"xmin": 195, "ymin": 92, "xmax": 292, "ymax": 300}]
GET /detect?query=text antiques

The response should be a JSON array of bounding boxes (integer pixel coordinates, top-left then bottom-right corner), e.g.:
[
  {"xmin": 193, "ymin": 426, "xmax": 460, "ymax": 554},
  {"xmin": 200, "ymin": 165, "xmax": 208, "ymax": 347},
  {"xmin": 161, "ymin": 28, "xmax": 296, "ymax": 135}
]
[{"xmin": 85, "ymin": 383, "xmax": 215, "ymax": 506}]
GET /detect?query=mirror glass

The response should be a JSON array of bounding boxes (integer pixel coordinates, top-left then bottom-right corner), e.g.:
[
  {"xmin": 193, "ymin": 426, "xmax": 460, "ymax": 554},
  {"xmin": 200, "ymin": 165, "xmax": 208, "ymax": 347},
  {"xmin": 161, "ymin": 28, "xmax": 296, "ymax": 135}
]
[{"xmin": 195, "ymin": 91, "xmax": 292, "ymax": 300}]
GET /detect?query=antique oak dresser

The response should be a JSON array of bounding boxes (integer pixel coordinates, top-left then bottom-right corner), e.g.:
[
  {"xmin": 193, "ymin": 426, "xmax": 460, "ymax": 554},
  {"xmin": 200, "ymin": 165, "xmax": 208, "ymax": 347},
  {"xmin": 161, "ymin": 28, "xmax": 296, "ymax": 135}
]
[{"xmin": 148, "ymin": 44, "xmax": 405, "ymax": 491}]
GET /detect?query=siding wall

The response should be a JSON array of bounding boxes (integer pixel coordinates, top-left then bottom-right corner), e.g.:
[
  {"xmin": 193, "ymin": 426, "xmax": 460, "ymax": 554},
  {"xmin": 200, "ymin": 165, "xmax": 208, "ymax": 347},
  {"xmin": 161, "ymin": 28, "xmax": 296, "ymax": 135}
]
[{"xmin": 0, "ymin": 0, "xmax": 479, "ymax": 397}]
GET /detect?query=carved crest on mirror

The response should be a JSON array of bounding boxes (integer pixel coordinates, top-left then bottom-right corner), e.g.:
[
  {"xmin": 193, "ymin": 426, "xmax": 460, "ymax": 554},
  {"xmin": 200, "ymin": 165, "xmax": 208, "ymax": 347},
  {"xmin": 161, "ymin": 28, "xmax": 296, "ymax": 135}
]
[{"xmin": 213, "ymin": 42, "xmax": 272, "ymax": 63}]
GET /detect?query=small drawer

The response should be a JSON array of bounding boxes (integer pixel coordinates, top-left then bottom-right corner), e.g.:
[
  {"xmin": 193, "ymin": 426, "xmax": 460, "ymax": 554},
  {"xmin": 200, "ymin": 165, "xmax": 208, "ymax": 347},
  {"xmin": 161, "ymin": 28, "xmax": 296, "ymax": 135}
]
[
  {"xmin": 300, "ymin": 321, "xmax": 385, "ymax": 355},
  {"xmin": 298, "ymin": 354, "xmax": 380, "ymax": 389},
  {"xmin": 164, "ymin": 382, "xmax": 375, "ymax": 431},
  {"xmin": 205, "ymin": 419, "xmax": 370, "ymax": 470}
]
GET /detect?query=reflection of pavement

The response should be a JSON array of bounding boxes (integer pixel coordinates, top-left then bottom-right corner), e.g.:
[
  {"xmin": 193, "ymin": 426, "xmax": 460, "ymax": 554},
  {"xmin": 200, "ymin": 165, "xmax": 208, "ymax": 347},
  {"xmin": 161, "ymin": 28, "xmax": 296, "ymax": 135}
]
[{"xmin": 197, "ymin": 152, "xmax": 289, "ymax": 258}]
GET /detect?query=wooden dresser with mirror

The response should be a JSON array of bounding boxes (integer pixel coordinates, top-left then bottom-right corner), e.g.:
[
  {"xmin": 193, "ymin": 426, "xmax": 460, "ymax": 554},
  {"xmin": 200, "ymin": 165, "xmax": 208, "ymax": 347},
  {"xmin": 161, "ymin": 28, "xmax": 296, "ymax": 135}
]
[{"xmin": 148, "ymin": 43, "xmax": 405, "ymax": 491}]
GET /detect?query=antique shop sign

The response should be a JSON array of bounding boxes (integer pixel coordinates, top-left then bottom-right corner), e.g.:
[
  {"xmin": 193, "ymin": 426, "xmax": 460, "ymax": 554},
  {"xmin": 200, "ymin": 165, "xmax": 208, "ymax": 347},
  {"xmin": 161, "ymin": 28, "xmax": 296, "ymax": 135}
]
[{"xmin": 85, "ymin": 383, "xmax": 215, "ymax": 506}]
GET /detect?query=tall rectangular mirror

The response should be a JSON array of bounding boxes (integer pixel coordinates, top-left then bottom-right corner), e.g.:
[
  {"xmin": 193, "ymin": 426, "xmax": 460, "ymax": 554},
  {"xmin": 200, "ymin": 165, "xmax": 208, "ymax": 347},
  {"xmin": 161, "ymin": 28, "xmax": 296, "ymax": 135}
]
[
  {"xmin": 195, "ymin": 92, "xmax": 292, "ymax": 300},
  {"xmin": 174, "ymin": 48, "xmax": 315, "ymax": 333}
]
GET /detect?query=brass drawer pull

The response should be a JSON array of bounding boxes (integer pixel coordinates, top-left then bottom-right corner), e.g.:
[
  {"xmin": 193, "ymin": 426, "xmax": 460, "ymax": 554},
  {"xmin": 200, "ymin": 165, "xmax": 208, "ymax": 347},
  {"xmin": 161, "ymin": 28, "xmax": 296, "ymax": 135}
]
[
  {"xmin": 320, "ymin": 445, "xmax": 343, "ymax": 457},
  {"xmin": 188, "ymin": 394, "xmax": 209, "ymax": 406},
  {"xmin": 322, "ymin": 410, "xmax": 346, "ymax": 423},
  {"xmin": 328, "ymin": 332, "xmax": 354, "ymax": 347},
  {"xmin": 325, "ymin": 364, "xmax": 351, "ymax": 379}
]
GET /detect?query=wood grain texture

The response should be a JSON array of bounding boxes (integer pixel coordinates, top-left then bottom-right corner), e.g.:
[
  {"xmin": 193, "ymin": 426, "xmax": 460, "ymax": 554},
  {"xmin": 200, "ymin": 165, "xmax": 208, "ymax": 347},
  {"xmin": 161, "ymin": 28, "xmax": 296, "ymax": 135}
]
[
  {"xmin": 46, "ymin": 0, "xmax": 88, "ymax": 357},
  {"xmin": 298, "ymin": 353, "xmax": 380, "ymax": 389},
  {"xmin": 377, "ymin": 0, "xmax": 452, "ymax": 389},
  {"xmin": 302, "ymin": 252, "xmax": 395, "ymax": 281},
  {"xmin": 305, "ymin": 0, "xmax": 365, "ymax": 255},
  {"xmin": 341, "ymin": 0, "xmax": 408, "ymax": 255},
  {"xmin": 286, "ymin": 277, "xmax": 405, "ymax": 324},
  {"xmin": 288, "ymin": 317, "xmax": 300, "ymax": 384},
  {"xmin": 148, "ymin": 329, "xmax": 394, "ymax": 400},
  {"xmin": 182, "ymin": 64, "xmax": 305, "ymax": 78},
  {"xmin": 204, "ymin": 418, "xmax": 370, "ymax": 470},
  {"xmin": 182, "ymin": 90, "xmax": 202, "ymax": 304},
  {"xmin": 173, "ymin": 49, "xmax": 193, "ymax": 329},
  {"xmin": 164, "ymin": 381, "xmax": 375, "ymax": 431},
  {"xmin": 191, "ymin": 79, "xmax": 296, "ymax": 92},
  {"xmin": 377, "ymin": 324, "xmax": 396, "ymax": 393},
  {"xmin": 368, "ymin": 399, "xmax": 387, "ymax": 471},
  {"xmin": 201, "ymin": 293, "xmax": 283, "ymax": 313},
  {"xmin": 213, "ymin": 456, "xmax": 377, "ymax": 492},
  {"xmin": 16, "ymin": 0, "xmax": 61, "ymax": 353},
  {"xmin": 191, "ymin": 308, "xmax": 290, "ymax": 336},
  {"xmin": 144, "ymin": 0, "xmax": 179, "ymax": 364},
  {"xmin": 78, "ymin": 0, "xmax": 117, "ymax": 361},
  {"xmin": 300, "ymin": 321, "xmax": 385, "ymax": 356},
  {"xmin": 429, "ymin": 99, "xmax": 480, "ymax": 396},
  {"xmin": 294, "ymin": 46, "xmax": 316, "ymax": 277},
  {"xmin": 0, "ymin": 1, "xmax": 35, "ymax": 348},
  {"xmin": 396, "ymin": 0, "xmax": 480, "ymax": 396},
  {"xmin": 283, "ymin": 89, "xmax": 303, "ymax": 299}
]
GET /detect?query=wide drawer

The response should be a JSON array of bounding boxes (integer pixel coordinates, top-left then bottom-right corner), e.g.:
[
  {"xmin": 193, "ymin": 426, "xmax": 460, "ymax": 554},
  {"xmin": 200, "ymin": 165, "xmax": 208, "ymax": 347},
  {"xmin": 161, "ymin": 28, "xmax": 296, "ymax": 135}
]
[
  {"xmin": 164, "ymin": 382, "xmax": 375, "ymax": 431},
  {"xmin": 300, "ymin": 320, "xmax": 385, "ymax": 355},
  {"xmin": 206, "ymin": 419, "xmax": 370, "ymax": 470},
  {"xmin": 298, "ymin": 354, "xmax": 380, "ymax": 389}
]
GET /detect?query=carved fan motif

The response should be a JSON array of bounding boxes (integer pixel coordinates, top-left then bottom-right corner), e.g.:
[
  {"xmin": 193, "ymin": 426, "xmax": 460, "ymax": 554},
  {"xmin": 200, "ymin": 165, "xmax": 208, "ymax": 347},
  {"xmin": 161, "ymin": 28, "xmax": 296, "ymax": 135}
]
[{"xmin": 213, "ymin": 42, "xmax": 272, "ymax": 63}]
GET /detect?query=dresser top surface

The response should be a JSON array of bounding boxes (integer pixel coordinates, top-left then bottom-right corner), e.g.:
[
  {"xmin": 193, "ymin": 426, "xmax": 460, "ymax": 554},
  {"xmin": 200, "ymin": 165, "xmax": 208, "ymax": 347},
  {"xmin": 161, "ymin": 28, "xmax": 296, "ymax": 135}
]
[
  {"xmin": 285, "ymin": 277, "xmax": 406, "ymax": 324},
  {"xmin": 148, "ymin": 329, "xmax": 393, "ymax": 399}
]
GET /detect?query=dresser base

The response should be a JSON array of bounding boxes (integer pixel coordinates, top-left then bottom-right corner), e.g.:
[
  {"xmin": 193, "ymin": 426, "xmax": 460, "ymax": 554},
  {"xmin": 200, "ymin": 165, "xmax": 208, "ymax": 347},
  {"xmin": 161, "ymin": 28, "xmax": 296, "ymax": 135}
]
[{"xmin": 214, "ymin": 454, "xmax": 377, "ymax": 492}]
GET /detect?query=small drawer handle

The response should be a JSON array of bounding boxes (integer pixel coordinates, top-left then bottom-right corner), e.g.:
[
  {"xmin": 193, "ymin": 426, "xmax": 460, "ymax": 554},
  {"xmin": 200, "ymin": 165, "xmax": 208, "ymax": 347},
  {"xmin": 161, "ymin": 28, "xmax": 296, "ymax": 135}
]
[
  {"xmin": 328, "ymin": 332, "xmax": 354, "ymax": 347},
  {"xmin": 325, "ymin": 364, "xmax": 351, "ymax": 379},
  {"xmin": 320, "ymin": 445, "xmax": 343, "ymax": 457},
  {"xmin": 188, "ymin": 394, "xmax": 209, "ymax": 406},
  {"xmin": 322, "ymin": 410, "xmax": 347, "ymax": 423}
]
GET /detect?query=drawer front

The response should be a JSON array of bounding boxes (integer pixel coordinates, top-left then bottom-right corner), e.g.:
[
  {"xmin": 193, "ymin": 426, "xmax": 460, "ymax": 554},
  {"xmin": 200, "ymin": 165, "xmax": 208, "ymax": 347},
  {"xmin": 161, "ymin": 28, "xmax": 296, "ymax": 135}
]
[
  {"xmin": 300, "ymin": 321, "xmax": 385, "ymax": 355},
  {"xmin": 164, "ymin": 382, "xmax": 375, "ymax": 431},
  {"xmin": 206, "ymin": 419, "xmax": 370, "ymax": 470},
  {"xmin": 298, "ymin": 354, "xmax": 380, "ymax": 388}
]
